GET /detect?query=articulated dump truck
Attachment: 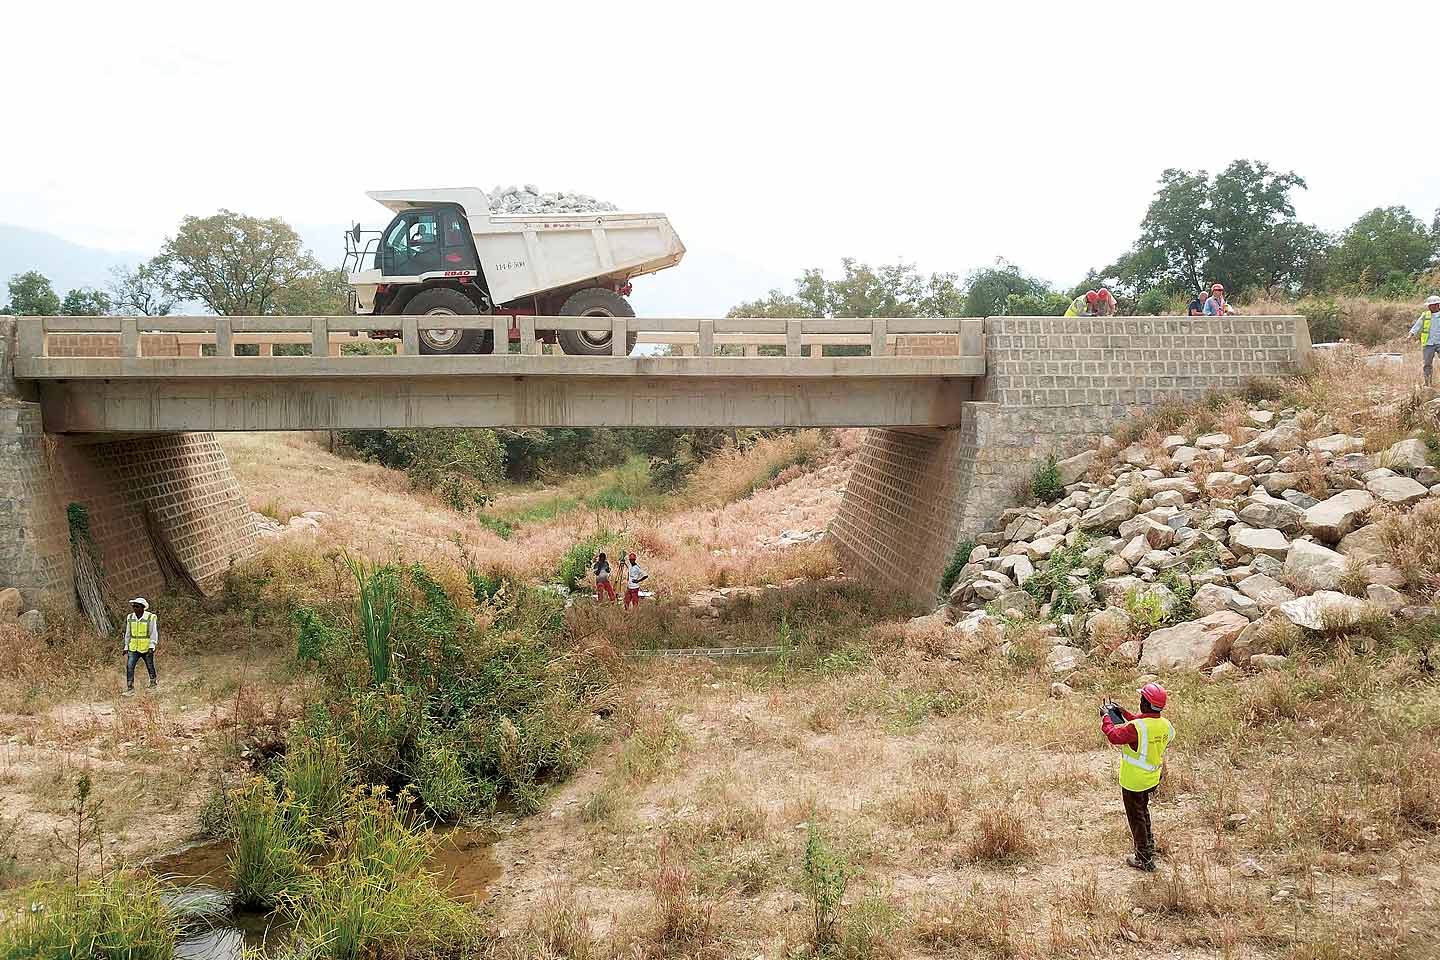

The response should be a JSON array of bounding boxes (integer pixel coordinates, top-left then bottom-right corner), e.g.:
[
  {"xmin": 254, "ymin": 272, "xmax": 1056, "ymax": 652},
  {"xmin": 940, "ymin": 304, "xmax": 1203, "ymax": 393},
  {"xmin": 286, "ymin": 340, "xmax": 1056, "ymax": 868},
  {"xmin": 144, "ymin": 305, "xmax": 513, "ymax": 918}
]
[{"xmin": 343, "ymin": 187, "xmax": 686, "ymax": 355}]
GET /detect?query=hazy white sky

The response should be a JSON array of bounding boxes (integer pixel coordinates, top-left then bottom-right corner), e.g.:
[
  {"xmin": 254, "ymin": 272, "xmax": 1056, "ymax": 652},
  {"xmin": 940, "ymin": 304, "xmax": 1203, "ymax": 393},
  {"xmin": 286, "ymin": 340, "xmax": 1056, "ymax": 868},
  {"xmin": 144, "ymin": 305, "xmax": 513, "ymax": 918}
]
[{"xmin": 6, "ymin": 0, "xmax": 1438, "ymax": 300}]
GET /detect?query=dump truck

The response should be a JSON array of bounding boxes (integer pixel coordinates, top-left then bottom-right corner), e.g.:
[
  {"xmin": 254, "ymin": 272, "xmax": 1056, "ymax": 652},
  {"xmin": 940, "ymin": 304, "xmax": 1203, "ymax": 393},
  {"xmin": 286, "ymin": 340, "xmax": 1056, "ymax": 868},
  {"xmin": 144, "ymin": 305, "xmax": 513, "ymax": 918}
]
[{"xmin": 343, "ymin": 187, "xmax": 685, "ymax": 355}]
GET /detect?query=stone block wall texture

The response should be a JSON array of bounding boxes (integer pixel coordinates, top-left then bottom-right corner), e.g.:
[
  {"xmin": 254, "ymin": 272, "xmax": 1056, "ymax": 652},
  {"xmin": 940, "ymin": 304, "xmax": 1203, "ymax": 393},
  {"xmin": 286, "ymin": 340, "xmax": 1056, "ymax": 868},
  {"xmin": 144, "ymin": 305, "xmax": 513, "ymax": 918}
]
[
  {"xmin": 1, "ymin": 317, "xmax": 258, "ymax": 606},
  {"xmin": 830, "ymin": 317, "xmax": 1312, "ymax": 602}
]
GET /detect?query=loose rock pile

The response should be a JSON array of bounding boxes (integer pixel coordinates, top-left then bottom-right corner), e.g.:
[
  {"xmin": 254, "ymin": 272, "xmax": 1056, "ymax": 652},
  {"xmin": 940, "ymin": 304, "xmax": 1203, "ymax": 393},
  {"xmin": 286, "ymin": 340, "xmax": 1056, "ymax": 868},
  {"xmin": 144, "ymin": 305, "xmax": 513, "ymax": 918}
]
[
  {"xmin": 487, "ymin": 184, "xmax": 618, "ymax": 215},
  {"xmin": 941, "ymin": 404, "xmax": 1440, "ymax": 679},
  {"xmin": 0, "ymin": 585, "xmax": 45, "ymax": 637}
]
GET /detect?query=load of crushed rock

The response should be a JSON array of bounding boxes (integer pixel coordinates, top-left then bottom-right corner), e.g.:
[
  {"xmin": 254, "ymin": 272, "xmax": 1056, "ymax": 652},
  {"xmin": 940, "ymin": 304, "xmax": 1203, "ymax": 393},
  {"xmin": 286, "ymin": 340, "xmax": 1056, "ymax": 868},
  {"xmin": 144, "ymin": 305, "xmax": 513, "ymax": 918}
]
[
  {"xmin": 487, "ymin": 184, "xmax": 618, "ymax": 215},
  {"xmin": 934, "ymin": 402, "xmax": 1440, "ymax": 681}
]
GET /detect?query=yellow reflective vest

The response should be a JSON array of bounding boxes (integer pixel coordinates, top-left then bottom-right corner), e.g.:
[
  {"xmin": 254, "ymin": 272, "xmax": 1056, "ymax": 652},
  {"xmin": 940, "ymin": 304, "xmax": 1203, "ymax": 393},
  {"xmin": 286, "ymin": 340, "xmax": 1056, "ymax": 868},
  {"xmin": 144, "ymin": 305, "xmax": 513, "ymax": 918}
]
[
  {"xmin": 1063, "ymin": 295, "xmax": 1090, "ymax": 318},
  {"xmin": 127, "ymin": 613, "xmax": 157, "ymax": 653},
  {"xmin": 1418, "ymin": 312, "xmax": 1433, "ymax": 345},
  {"xmin": 1117, "ymin": 716, "xmax": 1174, "ymax": 792}
]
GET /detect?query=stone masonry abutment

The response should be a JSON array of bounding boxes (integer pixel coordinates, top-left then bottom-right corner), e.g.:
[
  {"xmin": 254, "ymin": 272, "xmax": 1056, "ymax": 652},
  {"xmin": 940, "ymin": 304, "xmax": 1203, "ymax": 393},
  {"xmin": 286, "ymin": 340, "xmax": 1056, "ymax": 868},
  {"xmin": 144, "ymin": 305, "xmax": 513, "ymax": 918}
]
[
  {"xmin": 831, "ymin": 316, "xmax": 1313, "ymax": 602},
  {"xmin": 2, "ymin": 318, "xmax": 258, "ymax": 608}
]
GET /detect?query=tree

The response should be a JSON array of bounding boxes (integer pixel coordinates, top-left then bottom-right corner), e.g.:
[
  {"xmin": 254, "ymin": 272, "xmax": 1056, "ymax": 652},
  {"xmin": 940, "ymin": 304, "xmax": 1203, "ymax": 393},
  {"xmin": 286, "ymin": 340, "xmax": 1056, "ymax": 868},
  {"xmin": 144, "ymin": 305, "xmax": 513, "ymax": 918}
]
[
  {"xmin": 60, "ymin": 287, "xmax": 112, "ymax": 316},
  {"xmin": 729, "ymin": 259, "xmax": 964, "ymax": 319},
  {"xmin": 961, "ymin": 259, "xmax": 1059, "ymax": 316},
  {"xmin": 1109, "ymin": 160, "xmax": 1328, "ymax": 298},
  {"xmin": 109, "ymin": 261, "xmax": 176, "ymax": 316},
  {"xmin": 156, "ymin": 210, "xmax": 327, "ymax": 315},
  {"xmin": 272, "ymin": 266, "xmax": 351, "ymax": 316},
  {"xmin": 4, "ymin": 271, "xmax": 61, "ymax": 315},
  {"xmin": 1327, "ymin": 206, "xmax": 1438, "ymax": 293}
]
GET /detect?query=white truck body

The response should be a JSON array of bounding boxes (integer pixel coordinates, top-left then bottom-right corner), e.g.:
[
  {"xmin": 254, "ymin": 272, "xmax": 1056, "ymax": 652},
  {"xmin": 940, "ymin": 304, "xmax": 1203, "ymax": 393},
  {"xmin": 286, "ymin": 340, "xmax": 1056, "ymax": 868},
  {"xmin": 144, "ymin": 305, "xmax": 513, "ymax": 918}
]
[{"xmin": 349, "ymin": 187, "xmax": 685, "ymax": 314}]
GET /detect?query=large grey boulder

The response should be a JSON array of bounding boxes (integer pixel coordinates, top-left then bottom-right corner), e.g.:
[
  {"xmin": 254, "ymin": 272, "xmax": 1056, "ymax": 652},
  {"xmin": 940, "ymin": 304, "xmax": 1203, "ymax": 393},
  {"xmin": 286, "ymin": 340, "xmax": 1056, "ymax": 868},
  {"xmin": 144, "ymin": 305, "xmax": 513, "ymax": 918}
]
[
  {"xmin": 1139, "ymin": 611, "xmax": 1250, "ymax": 671},
  {"xmin": 1205, "ymin": 472, "xmax": 1255, "ymax": 499},
  {"xmin": 1366, "ymin": 474, "xmax": 1429, "ymax": 507},
  {"xmin": 1148, "ymin": 478, "xmax": 1201, "ymax": 500},
  {"xmin": 1276, "ymin": 591, "xmax": 1375, "ymax": 631},
  {"xmin": 1196, "ymin": 432, "xmax": 1232, "ymax": 449},
  {"xmin": 1366, "ymin": 583, "xmax": 1406, "ymax": 612},
  {"xmin": 1228, "ymin": 526, "xmax": 1291, "ymax": 561},
  {"xmin": 1237, "ymin": 496, "xmax": 1306, "ymax": 535},
  {"xmin": 1252, "ymin": 421, "xmax": 1303, "ymax": 454},
  {"xmin": 1336, "ymin": 523, "xmax": 1388, "ymax": 564},
  {"xmin": 1078, "ymin": 497, "xmax": 1138, "ymax": 534},
  {"xmin": 0, "ymin": 588, "xmax": 20, "ymax": 621},
  {"xmin": 1257, "ymin": 472, "xmax": 1303, "ymax": 496},
  {"xmin": 1307, "ymin": 434, "xmax": 1366, "ymax": 456},
  {"xmin": 1236, "ymin": 573, "xmax": 1298, "ymax": 610},
  {"xmin": 1192, "ymin": 584, "xmax": 1260, "ymax": 620},
  {"xmin": 1283, "ymin": 540, "xmax": 1349, "ymax": 591},
  {"xmin": 17, "ymin": 609, "xmax": 45, "ymax": 634},
  {"xmin": 1302, "ymin": 490, "xmax": 1375, "ymax": 543},
  {"xmin": 1047, "ymin": 645, "xmax": 1087, "ymax": 672},
  {"xmin": 1054, "ymin": 449, "xmax": 1097, "ymax": 485},
  {"xmin": 1118, "ymin": 515, "xmax": 1177, "ymax": 549},
  {"xmin": 1386, "ymin": 438, "xmax": 1430, "ymax": 473}
]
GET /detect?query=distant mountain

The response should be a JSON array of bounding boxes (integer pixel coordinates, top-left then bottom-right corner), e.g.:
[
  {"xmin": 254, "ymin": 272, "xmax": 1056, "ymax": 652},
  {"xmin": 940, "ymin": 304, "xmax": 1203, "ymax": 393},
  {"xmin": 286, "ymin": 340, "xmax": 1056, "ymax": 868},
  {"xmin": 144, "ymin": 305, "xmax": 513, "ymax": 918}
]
[{"xmin": 0, "ymin": 224, "xmax": 145, "ymax": 299}]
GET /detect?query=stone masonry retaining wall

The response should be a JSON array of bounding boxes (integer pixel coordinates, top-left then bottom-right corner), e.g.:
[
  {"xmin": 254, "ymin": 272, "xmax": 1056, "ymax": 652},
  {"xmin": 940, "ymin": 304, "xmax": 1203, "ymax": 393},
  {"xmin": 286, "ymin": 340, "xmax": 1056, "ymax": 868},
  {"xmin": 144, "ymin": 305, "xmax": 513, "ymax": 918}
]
[
  {"xmin": 1, "ymin": 317, "xmax": 258, "ymax": 606},
  {"xmin": 831, "ymin": 317, "xmax": 1312, "ymax": 602}
]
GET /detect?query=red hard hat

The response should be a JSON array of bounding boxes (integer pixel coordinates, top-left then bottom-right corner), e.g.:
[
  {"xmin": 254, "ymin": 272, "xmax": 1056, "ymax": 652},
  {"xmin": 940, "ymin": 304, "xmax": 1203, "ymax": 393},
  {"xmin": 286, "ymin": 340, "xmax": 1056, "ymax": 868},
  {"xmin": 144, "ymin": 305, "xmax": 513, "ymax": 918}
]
[
  {"xmin": 1211, "ymin": 283, "xmax": 1225, "ymax": 292},
  {"xmin": 1139, "ymin": 682, "xmax": 1167, "ymax": 710},
  {"xmin": 628, "ymin": 553, "xmax": 637, "ymax": 561},
  {"xmin": 1085, "ymin": 290, "xmax": 1099, "ymax": 304},
  {"xmin": 1097, "ymin": 288, "xmax": 1113, "ymax": 301}
]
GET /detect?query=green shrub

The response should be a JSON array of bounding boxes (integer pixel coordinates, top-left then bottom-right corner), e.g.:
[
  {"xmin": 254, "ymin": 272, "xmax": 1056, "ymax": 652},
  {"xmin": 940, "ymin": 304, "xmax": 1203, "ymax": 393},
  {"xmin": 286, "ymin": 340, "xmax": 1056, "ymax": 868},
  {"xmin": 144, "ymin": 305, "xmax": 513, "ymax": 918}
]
[
  {"xmin": 1298, "ymin": 296, "xmax": 1344, "ymax": 343},
  {"xmin": 555, "ymin": 530, "xmax": 617, "ymax": 593},
  {"xmin": 347, "ymin": 555, "xmax": 399, "ymax": 686},
  {"xmin": 801, "ymin": 824, "xmax": 850, "ymax": 949},
  {"xmin": 1136, "ymin": 287, "xmax": 1178, "ymax": 316},
  {"xmin": 225, "ymin": 777, "xmax": 307, "ymax": 910},
  {"xmin": 938, "ymin": 541, "xmax": 975, "ymax": 597},
  {"xmin": 282, "ymin": 788, "xmax": 479, "ymax": 958},
  {"xmin": 586, "ymin": 485, "xmax": 636, "ymax": 512},
  {"xmin": 292, "ymin": 606, "xmax": 343, "ymax": 664},
  {"xmin": 410, "ymin": 730, "xmax": 478, "ymax": 820},
  {"xmin": 1030, "ymin": 455, "xmax": 1064, "ymax": 502},
  {"xmin": 0, "ymin": 873, "xmax": 183, "ymax": 960},
  {"xmin": 648, "ymin": 454, "xmax": 697, "ymax": 492},
  {"xmin": 475, "ymin": 513, "xmax": 515, "ymax": 539},
  {"xmin": 283, "ymin": 735, "xmax": 351, "ymax": 834}
]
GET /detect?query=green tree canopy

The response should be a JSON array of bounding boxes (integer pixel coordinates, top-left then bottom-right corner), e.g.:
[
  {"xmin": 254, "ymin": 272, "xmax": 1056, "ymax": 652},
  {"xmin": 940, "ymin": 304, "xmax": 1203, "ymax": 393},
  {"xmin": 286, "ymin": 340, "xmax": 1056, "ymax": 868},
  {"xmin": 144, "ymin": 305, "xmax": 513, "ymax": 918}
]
[
  {"xmin": 59, "ymin": 287, "xmax": 111, "ymax": 316},
  {"xmin": 961, "ymin": 259, "xmax": 1061, "ymax": 316},
  {"xmin": 109, "ymin": 262, "xmax": 176, "ymax": 316},
  {"xmin": 273, "ymin": 266, "xmax": 351, "ymax": 316},
  {"xmin": 1109, "ymin": 160, "xmax": 1327, "ymax": 297},
  {"xmin": 4, "ymin": 271, "xmax": 61, "ymax": 315},
  {"xmin": 156, "ymin": 210, "xmax": 328, "ymax": 315},
  {"xmin": 1327, "ymin": 205, "xmax": 1437, "ymax": 293},
  {"xmin": 729, "ymin": 259, "xmax": 964, "ymax": 318}
]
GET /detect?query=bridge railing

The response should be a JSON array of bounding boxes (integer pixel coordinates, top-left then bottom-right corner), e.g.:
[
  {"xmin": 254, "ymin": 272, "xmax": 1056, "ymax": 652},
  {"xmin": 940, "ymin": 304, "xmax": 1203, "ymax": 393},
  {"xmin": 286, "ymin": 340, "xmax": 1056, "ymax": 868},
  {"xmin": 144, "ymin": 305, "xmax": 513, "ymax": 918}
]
[{"xmin": 12, "ymin": 315, "xmax": 983, "ymax": 359}]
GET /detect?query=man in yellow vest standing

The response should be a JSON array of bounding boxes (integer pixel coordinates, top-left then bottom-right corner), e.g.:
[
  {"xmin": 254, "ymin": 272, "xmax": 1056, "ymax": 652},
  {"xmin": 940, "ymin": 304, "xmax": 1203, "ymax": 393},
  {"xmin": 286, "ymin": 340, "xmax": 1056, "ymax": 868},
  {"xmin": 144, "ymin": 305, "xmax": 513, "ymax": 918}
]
[
  {"xmin": 1100, "ymin": 682, "xmax": 1174, "ymax": 871},
  {"xmin": 123, "ymin": 597, "xmax": 159, "ymax": 695},
  {"xmin": 1409, "ymin": 296, "xmax": 1440, "ymax": 387}
]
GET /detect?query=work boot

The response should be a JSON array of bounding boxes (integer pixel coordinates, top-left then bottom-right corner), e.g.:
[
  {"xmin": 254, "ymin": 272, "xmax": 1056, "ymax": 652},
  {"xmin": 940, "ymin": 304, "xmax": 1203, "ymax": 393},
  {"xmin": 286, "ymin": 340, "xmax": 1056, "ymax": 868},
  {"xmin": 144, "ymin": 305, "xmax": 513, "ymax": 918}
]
[
  {"xmin": 149, "ymin": 679, "xmax": 158, "ymax": 690},
  {"xmin": 1125, "ymin": 854, "xmax": 1156, "ymax": 872},
  {"xmin": 123, "ymin": 687, "xmax": 135, "ymax": 697}
]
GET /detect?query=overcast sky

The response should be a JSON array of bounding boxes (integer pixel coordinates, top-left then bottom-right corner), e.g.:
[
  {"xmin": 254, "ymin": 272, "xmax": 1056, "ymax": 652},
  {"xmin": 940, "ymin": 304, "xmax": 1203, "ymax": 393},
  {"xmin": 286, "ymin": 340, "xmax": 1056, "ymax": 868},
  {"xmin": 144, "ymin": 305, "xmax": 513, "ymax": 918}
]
[{"xmin": 6, "ymin": 0, "xmax": 1438, "ymax": 303}]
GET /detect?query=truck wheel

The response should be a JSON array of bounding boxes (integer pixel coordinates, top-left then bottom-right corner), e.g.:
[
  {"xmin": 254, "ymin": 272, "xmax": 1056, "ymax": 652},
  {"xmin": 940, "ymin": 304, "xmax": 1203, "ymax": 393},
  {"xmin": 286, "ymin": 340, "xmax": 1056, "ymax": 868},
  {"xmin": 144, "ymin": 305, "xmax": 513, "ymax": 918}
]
[
  {"xmin": 556, "ymin": 288, "xmax": 638, "ymax": 356},
  {"xmin": 406, "ymin": 288, "xmax": 493, "ymax": 355}
]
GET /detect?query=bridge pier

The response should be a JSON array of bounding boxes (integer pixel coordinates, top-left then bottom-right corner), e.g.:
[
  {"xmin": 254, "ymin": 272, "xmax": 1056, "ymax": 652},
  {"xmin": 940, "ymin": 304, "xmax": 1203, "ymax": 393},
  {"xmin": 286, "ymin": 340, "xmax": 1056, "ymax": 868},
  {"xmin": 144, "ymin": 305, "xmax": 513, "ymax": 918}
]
[
  {"xmin": 831, "ymin": 316, "xmax": 1313, "ymax": 602},
  {"xmin": 1, "ymin": 318, "xmax": 258, "ymax": 609}
]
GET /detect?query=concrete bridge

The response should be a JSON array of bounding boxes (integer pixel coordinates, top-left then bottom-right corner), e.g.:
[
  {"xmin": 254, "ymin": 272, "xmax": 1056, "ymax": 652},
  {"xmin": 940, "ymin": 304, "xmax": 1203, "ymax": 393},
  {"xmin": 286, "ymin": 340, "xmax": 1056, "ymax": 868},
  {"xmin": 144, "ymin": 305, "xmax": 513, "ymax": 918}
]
[
  {"xmin": 1, "ymin": 313, "xmax": 1312, "ymax": 613},
  {"xmin": 10, "ymin": 314, "xmax": 984, "ymax": 432}
]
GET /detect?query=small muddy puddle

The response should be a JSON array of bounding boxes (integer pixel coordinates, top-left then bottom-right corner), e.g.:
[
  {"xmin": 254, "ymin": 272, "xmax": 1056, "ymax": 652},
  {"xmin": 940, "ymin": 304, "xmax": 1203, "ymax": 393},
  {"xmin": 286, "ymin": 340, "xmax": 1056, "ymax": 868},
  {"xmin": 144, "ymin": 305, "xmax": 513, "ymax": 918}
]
[{"xmin": 148, "ymin": 827, "xmax": 499, "ymax": 958}]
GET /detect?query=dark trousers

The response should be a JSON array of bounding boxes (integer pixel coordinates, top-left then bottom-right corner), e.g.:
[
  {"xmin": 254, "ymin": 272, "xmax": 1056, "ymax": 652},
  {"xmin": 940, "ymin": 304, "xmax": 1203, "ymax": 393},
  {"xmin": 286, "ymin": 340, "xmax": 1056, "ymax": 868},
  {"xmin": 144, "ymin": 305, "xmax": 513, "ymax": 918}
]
[
  {"xmin": 1122, "ymin": 786, "xmax": 1156, "ymax": 864},
  {"xmin": 126, "ymin": 650, "xmax": 157, "ymax": 688}
]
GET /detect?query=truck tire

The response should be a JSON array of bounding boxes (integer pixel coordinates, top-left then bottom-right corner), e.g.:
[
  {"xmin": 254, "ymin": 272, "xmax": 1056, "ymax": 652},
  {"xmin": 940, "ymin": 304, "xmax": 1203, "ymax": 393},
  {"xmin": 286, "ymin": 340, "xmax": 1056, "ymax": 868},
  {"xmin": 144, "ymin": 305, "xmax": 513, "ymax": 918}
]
[
  {"xmin": 556, "ymin": 288, "xmax": 638, "ymax": 356},
  {"xmin": 405, "ymin": 287, "xmax": 493, "ymax": 355}
]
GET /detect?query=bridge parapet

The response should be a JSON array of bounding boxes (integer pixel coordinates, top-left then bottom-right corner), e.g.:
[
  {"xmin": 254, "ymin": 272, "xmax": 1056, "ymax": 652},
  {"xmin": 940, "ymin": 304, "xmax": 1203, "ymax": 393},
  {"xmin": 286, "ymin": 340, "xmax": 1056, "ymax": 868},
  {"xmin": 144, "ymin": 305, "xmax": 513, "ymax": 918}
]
[{"xmin": 11, "ymin": 314, "xmax": 983, "ymax": 363}]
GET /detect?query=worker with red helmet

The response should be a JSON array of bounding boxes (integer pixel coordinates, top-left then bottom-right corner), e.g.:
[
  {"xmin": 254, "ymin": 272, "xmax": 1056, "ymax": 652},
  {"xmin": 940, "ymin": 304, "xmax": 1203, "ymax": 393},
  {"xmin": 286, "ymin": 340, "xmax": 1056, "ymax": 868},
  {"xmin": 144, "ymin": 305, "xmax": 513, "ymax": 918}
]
[
  {"xmin": 1100, "ymin": 682, "xmax": 1175, "ymax": 872},
  {"xmin": 1093, "ymin": 288, "xmax": 1117, "ymax": 317},
  {"xmin": 1064, "ymin": 290, "xmax": 1099, "ymax": 318},
  {"xmin": 1202, "ymin": 283, "xmax": 1234, "ymax": 316}
]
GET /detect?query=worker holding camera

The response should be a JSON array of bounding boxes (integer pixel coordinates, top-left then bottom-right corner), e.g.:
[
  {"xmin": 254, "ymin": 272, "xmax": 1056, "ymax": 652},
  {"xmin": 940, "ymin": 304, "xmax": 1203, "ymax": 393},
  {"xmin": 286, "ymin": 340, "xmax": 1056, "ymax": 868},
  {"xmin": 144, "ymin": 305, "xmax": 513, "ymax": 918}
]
[{"xmin": 1100, "ymin": 682, "xmax": 1174, "ymax": 872}]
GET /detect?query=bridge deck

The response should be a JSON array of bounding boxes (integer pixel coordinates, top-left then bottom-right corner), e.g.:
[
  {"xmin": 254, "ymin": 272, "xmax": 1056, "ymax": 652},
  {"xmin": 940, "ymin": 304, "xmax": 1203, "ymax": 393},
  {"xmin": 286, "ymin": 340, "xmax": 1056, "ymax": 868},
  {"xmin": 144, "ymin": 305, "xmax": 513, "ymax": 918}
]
[{"xmin": 11, "ymin": 314, "xmax": 982, "ymax": 431}]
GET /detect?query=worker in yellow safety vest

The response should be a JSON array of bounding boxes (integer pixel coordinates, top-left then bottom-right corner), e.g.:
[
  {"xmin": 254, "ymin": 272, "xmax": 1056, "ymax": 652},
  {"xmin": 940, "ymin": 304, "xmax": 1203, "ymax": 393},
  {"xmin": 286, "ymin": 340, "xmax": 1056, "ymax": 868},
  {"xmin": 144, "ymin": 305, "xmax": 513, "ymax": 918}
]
[
  {"xmin": 1064, "ymin": 290, "xmax": 1099, "ymax": 317},
  {"xmin": 1409, "ymin": 295, "xmax": 1440, "ymax": 386},
  {"xmin": 122, "ymin": 597, "xmax": 159, "ymax": 694},
  {"xmin": 1100, "ymin": 682, "xmax": 1174, "ymax": 871}
]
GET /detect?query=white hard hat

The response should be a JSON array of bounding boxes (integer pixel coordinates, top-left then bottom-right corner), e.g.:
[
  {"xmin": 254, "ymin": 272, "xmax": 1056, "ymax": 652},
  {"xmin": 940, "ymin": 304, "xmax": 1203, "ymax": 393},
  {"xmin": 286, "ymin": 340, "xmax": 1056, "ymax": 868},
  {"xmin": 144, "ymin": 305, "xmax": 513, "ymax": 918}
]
[
  {"xmin": 128, "ymin": 597, "xmax": 149, "ymax": 608},
  {"xmin": 1426, "ymin": 295, "xmax": 1440, "ymax": 306}
]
